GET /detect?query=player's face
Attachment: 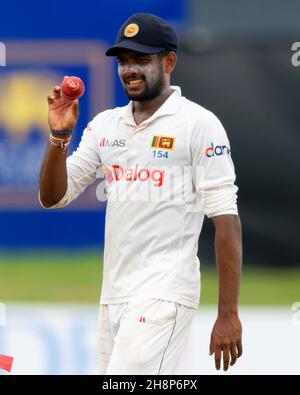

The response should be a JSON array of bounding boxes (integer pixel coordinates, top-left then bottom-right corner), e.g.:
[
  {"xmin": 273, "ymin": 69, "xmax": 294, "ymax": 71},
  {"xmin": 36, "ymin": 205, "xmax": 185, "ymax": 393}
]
[{"xmin": 117, "ymin": 51, "xmax": 165, "ymax": 102}]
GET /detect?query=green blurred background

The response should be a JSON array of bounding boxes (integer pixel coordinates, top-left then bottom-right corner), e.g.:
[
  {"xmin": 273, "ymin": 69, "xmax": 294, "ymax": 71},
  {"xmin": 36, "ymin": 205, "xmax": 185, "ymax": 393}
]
[{"xmin": 1, "ymin": 251, "xmax": 299, "ymax": 306}]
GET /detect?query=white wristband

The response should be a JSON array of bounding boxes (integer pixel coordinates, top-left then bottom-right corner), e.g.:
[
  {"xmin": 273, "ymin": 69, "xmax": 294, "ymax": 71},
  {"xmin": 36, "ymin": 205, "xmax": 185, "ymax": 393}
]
[{"xmin": 49, "ymin": 134, "xmax": 72, "ymax": 152}]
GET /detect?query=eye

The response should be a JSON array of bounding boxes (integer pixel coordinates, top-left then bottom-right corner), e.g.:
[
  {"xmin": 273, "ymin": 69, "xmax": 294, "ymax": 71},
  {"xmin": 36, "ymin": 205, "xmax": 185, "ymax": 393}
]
[
  {"xmin": 137, "ymin": 56, "xmax": 150, "ymax": 64},
  {"xmin": 117, "ymin": 57, "xmax": 126, "ymax": 66}
]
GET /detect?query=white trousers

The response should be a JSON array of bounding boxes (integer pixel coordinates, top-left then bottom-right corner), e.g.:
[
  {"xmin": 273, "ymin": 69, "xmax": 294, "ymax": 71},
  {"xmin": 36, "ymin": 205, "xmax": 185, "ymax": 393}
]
[{"xmin": 99, "ymin": 298, "xmax": 196, "ymax": 375}]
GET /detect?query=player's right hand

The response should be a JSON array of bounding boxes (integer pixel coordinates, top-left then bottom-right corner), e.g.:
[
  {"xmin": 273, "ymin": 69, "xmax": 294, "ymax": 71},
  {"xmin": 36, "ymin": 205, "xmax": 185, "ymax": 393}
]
[{"xmin": 47, "ymin": 85, "xmax": 79, "ymax": 132}]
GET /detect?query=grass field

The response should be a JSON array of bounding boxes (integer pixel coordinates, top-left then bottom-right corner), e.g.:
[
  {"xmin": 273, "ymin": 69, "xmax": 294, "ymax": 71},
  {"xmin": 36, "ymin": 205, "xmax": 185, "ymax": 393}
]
[{"xmin": 0, "ymin": 251, "xmax": 299, "ymax": 305}]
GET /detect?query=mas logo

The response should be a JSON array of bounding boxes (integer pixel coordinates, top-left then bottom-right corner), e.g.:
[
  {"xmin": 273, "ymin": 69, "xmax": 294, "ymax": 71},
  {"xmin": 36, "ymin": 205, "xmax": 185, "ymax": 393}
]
[
  {"xmin": 205, "ymin": 142, "xmax": 231, "ymax": 158},
  {"xmin": 99, "ymin": 138, "xmax": 126, "ymax": 147},
  {"xmin": 151, "ymin": 135, "xmax": 175, "ymax": 151}
]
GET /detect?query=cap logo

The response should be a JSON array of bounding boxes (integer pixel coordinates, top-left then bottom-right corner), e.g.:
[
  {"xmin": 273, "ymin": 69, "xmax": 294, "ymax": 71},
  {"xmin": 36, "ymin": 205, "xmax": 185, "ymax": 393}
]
[{"xmin": 124, "ymin": 23, "xmax": 139, "ymax": 38}]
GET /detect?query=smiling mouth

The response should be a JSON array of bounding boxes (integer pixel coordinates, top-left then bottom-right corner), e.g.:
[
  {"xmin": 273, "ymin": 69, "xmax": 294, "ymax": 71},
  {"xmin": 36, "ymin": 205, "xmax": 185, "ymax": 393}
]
[{"xmin": 125, "ymin": 78, "xmax": 145, "ymax": 87}]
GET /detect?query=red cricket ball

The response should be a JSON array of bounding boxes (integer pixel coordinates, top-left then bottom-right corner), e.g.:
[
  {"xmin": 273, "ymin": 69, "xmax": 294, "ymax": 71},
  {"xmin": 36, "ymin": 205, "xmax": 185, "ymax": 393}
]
[{"xmin": 61, "ymin": 76, "xmax": 85, "ymax": 100}]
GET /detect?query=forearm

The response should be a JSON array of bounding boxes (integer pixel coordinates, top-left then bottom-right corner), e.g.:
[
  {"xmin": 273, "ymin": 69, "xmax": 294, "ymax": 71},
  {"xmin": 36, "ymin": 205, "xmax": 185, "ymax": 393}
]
[
  {"xmin": 39, "ymin": 143, "xmax": 68, "ymax": 207},
  {"xmin": 213, "ymin": 214, "xmax": 242, "ymax": 318}
]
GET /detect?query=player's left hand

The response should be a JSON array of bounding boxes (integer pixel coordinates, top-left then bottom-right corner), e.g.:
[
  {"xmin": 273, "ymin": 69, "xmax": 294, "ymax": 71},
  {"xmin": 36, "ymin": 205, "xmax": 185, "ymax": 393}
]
[{"xmin": 209, "ymin": 315, "xmax": 243, "ymax": 371}]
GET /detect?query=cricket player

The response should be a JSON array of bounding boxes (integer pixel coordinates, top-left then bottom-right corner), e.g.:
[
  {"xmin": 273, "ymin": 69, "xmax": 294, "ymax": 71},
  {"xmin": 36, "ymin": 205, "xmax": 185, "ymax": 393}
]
[{"xmin": 39, "ymin": 13, "xmax": 243, "ymax": 374}]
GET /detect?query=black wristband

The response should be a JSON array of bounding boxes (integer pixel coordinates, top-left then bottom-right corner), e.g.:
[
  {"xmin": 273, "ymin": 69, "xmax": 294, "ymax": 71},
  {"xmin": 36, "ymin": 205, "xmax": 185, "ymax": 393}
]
[{"xmin": 50, "ymin": 129, "xmax": 72, "ymax": 136}]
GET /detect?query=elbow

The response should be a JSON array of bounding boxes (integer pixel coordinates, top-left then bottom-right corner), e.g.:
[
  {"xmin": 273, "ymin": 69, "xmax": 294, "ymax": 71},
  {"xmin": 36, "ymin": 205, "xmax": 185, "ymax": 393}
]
[
  {"xmin": 41, "ymin": 201, "xmax": 55, "ymax": 209},
  {"xmin": 38, "ymin": 192, "xmax": 61, "ymax": 208}
]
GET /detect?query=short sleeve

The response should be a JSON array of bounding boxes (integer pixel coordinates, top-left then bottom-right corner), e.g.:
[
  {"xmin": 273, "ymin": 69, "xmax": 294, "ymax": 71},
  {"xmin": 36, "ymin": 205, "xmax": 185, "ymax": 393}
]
[
  {"xmin": 39, "ymin": 121, "xmax": 101, "ymax": 209},
  {"xmin": 191, "ymin": 112, "xmax": 238, "ymax": 218}
]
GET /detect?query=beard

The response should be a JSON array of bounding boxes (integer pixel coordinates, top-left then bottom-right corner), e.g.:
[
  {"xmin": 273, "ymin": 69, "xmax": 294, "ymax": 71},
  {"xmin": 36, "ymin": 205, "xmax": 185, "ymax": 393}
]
[{"xmin": 123, "ymin": 66, "xmax": 164, "ymax": 102}]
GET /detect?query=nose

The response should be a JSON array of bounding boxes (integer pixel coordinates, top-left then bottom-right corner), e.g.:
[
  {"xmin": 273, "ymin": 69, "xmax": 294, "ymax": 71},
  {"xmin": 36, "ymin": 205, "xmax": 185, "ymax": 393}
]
[{"xmin": 122, "ymin": 61, "xmax": 139, "ymax": 77}]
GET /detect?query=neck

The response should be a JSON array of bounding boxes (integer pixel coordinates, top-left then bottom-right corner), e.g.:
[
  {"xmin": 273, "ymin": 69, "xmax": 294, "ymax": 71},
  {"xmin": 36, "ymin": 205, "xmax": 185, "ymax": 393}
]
[{"xmin": 132, "ymin": 86, "xmax": 174, "ymax": 124}]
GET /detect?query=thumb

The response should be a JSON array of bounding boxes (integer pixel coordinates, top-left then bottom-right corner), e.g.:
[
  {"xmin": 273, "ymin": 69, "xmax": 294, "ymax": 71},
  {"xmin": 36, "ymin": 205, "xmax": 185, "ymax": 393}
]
[
  {"xmin": 71, "ymin": 99, "xmax": 79, "ymax": 117},
  {"xmin": 72, "ymin": 99, "xmax": 79, "ymax": 109}
]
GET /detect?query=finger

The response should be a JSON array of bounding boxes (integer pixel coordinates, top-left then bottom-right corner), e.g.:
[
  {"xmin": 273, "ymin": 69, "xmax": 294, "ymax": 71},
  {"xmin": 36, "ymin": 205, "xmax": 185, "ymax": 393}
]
[
  {"xmin": 230, "ymin": 344, "xmax": 238, "ymax": 366},
  {"xmin": 72, "ymin": 99, "xmax": 79, "ymax": 118},
  {"xmin": 237, "ymin": 340, "xmax": 243, "ymax": 358},
  {"xmin": 222, "ymin": 346, "xmax": 230, "ymax": 372},
  {"xmin": 53, "ymin": 85, "xmax": 62, "ymax": 98},
  {"xmin": 72, "ymin": 99, "xmax": 79, "ymax": 108},
  {"xmin": 214, "ymin": 346, "xmax": 221, "ymax": 371},
  {"xmin": 47, "ymin": 94, "xmax": 55, "ymax": 104}
]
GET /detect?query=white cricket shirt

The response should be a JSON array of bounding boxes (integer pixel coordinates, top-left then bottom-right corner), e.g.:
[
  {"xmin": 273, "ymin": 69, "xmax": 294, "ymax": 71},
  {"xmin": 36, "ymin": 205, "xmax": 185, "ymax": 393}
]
[{"xmin": 40, "ymin": 87, "xmax": 238, "ymax": 308}]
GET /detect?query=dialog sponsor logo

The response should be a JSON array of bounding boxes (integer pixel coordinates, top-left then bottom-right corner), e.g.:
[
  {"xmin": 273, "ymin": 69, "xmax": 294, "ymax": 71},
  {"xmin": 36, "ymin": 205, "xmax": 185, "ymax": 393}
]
[
  {"xmin": 205, "ymin": 142, "xmax": 231, "ymax": 158},
  {"xmin": 111, "ymin": 164, "xmax": 165, "ymax": 187}
]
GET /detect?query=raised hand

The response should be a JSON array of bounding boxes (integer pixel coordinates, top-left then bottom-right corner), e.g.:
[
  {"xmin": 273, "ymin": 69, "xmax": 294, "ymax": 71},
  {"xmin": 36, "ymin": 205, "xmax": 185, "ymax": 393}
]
[{"xmin": 47, "ymin": 85, "xmax": 79, "ymax": 132}]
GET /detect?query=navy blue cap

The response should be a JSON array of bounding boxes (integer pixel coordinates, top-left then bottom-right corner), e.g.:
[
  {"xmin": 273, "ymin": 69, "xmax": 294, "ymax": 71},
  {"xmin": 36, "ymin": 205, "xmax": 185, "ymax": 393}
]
[{"xmin": 105, "ymin": 13, "xmax": 178, "ymax": 56}]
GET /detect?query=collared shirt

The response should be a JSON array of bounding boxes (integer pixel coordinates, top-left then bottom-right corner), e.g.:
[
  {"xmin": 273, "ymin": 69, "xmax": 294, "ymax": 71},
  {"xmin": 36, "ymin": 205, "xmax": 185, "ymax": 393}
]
[{"xmin": 40, "ymin": 86, "xmax": 238, "ymax": 308}]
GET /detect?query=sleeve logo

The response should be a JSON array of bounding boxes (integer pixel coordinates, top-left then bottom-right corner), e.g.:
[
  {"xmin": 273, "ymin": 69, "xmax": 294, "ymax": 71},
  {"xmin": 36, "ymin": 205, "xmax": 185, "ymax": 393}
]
[{"xmin": 205, "ymin": 142, "xmax": 231, "ymax": 158}]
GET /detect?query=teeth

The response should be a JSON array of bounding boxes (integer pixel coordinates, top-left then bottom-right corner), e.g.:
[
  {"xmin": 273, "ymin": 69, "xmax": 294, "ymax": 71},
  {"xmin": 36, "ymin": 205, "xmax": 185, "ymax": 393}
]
[{"xmin": 128, "ymin": 80, "xmax": 143, "ymax": 85}]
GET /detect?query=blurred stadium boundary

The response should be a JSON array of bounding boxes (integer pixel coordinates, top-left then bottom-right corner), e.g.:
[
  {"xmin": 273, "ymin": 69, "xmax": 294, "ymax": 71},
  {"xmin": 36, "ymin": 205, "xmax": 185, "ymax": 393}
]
[{"xmin": 0, "ymin": 304, "xmax": 299, "ymax": 375}]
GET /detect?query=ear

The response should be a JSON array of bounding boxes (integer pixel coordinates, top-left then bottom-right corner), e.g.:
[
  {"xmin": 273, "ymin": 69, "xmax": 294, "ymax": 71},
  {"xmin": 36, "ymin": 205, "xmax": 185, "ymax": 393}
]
[{"xmin": 163, "ymin": 52, "xmax": 177, "ymax": 74}]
